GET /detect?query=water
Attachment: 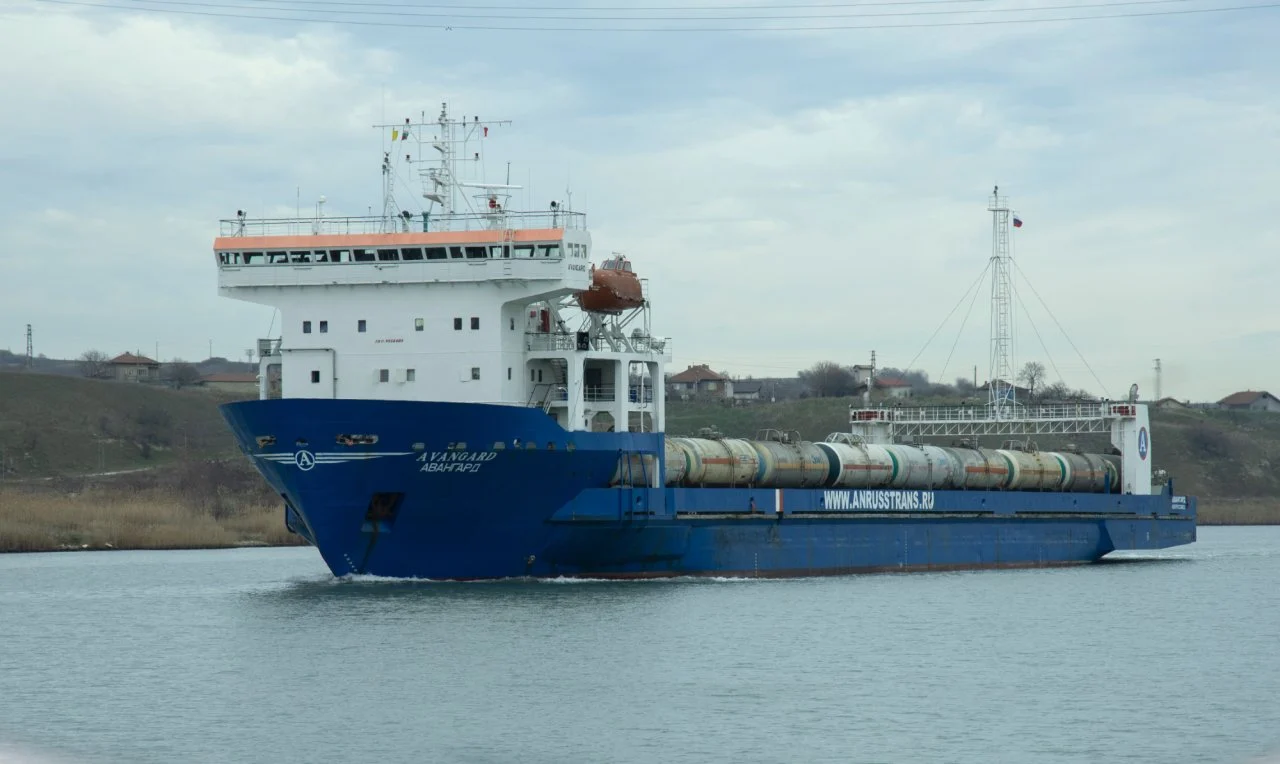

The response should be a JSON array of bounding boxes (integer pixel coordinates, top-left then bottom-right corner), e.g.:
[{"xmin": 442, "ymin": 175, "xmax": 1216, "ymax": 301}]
[{"xmin": 1, "ymin": 528, "xmax": 1278, "ymax": 764}]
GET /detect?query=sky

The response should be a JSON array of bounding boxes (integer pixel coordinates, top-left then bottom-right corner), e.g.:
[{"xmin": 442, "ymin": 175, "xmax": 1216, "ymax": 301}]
[{"xmin": 0, "ymin": 0, "xmax": 1276, "ymax": 402}]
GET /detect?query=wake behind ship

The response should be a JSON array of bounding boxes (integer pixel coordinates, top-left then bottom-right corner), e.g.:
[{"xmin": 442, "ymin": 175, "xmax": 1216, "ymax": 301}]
[{"xmin": 213, "ymin": 104, "xmax": 1195, "ymax": 579}]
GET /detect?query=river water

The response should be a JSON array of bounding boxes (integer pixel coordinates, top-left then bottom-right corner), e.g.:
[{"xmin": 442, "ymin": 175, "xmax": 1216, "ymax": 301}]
[{"xmin": 1, "ymin": 527, "xmax": 1277, "ymax": 764}]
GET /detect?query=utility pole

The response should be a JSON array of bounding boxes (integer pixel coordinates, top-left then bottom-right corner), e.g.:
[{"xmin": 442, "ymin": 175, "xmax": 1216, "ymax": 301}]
[
  {"xmin": 1154, "ymin": 358, "xmax": 1162, "ymax": 401},
  {"xmin": 25, "ymin": 324, "xmax": 33, "ymax": 369}
]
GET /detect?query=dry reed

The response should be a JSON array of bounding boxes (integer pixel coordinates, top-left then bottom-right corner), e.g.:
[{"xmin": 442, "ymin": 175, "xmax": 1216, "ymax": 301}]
[
  {"xmin": 1197, "ymin": 498, "xmax": 1280, "ymax": 525},
  {"xmin": 0, "ymin": 487, "xmax": 306, "ymax": 552}
]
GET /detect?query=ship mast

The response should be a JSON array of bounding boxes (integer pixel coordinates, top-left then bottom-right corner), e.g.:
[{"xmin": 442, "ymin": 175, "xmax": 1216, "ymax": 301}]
[
  {"xmin": 987, "ymin": 185, "xmax": 1016, "ymax": 418},
  {"xmin": 372, "ymin": 103, "xmax": 513, "ymax": 229}
]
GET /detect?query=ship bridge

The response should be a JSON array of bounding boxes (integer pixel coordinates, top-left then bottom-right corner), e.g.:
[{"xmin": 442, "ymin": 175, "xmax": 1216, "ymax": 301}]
[{"xmin": 214, "ymin": 103, "xmax": 671, "ymax": 434}]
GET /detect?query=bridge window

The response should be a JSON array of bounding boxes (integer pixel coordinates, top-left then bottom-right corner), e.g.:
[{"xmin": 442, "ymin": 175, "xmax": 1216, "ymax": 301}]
[
  {"xmin": 424, "ymin": 247, "xmax": 447, "ymax": 260},
  {"xmin": 353, "ymin": 249, "xmax": 375, "ymax": 262},
  {"xmin": 377, "ymin": 249, "xmax": 399, "ymax": 262},
  {"xmin": 537, "ymin": 244, "xmax": 561, "ymax": 258},
  {"xmin": 243, "ymin": 252, "xmax": 263, "ymax": 264},
  {"xmin": 402, "ymin": 248, "xmax": 424, "ymax": 261},
  {"xmin": 358, "ymin": 320, "xmax": 367, "ymax": 333},
  {"xmin": 311, "ymin": 370, "xmax": 320, "ymax": 384},
  {"xmin": 471, "ymin": 317, "xmax": 479, "ymax": 330},
  {"xmin": 303, "ymin": 321, "xmax": 312, "ymax": 334},
  {"xmin": 217, "ymin": 252, "xmax": 229, "ymax": 265},
  {"xmin": 453, "ymin": 317, "xmax": 462, "ymax": 330},
  {"xmin": 319, "ymin": 321, "xmax": 328, "ymax": 334},
  {"xmin": 464, "ymin": 246, "xmax": 487, "ymax": 259},
  {"xmin": 290, "ymin": 251, "xmax": 311, "ymax": 263},
  {"xmin": 514, "ymin": 245, "xmax": 534, "ymax": 258},
  {"xmin": 267, "ymin": 251, "xmax": 288, "ymax": 264},
  {"xmin": 450, "ymin": 247, "xmax": 464, "ymax": 259},
  {"xmin": 312, "ymin": 250, "xmax": 330, "ymax": 263},
  {"xmin": 330, "ymin": 250, "xmax": 351, "ymax": 263}
]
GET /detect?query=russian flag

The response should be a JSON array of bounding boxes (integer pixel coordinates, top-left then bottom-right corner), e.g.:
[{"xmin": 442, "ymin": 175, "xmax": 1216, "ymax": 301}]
[{"xmin": 1013, "ymin": 214, "xmax": 1023, "ymax": 228}]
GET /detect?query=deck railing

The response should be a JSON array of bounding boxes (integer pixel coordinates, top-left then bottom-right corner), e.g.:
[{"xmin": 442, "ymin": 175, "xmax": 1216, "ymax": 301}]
[
  {"xmin": 219, "ymin": 210, "xmax": 587, "ymax": 237},
  {"xmin": 525, "ymin": 332, "xmax": 670, "ymax": 355},
  {"xmin": 850, "ymin": 402, "xmax": 1134, "ymax": 424}
]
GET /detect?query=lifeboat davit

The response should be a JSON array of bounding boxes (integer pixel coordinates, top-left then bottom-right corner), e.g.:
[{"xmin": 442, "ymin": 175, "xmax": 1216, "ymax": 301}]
[{"xmin": 576, "ymin": 255, "xmax": 645, "ymax": 313}]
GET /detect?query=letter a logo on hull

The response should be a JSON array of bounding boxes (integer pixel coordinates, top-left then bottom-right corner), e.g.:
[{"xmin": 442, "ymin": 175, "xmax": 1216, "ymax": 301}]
[
  {"xmin": 1137, "ymin": 427, "xmax": 1149, "ymax": 461},
  {"xmin": 295, "ymin": 450, "xmax": 317, "ymax": 471}
]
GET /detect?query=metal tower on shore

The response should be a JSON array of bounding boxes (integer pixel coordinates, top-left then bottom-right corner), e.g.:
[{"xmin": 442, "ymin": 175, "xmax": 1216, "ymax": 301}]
[{"xmin": 987, "ymin": 186, "xmax": 1016, "ymax": 416}]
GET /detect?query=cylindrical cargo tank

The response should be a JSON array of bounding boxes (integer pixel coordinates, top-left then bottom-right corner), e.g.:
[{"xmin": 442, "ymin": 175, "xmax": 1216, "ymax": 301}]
[
  {"xmin": 610, "ymin": 453, "xmax": 659, "ymax": 486},
  {"xmin": 999, "ymin": 449, "xmax": 1067, "ymax": 491},
  {"xmin": 1100, "ymin": 454, "xmax": 1121, "ymax": 493},
  {"xmin": 663, "ymin": 439, "xmax": 691, "ymax": 486},
  {"xmin": 814, "ymin": 441, "xmax": 896, "ymax": 489},
  {"xmin": 751, "ymin": 439, "xmax": 829, "ymax": 487},
  {"xmin": 881, "ymin": 444, "xmax": 965, "ymax": 489},
  {"xmin": 673, "ymin": 437, "xmax": 761, "ymax": 486},
  {"xmin": 918, "ymin": 445, "xmax": 962, "ymax": 489},
  {"xmin": 1060, "ymin": 452, "xmax": 1102, "ymax": 492},
  {"xmin": 944, "ymin": 447, "xmax": 1012, "ymax": 490}
]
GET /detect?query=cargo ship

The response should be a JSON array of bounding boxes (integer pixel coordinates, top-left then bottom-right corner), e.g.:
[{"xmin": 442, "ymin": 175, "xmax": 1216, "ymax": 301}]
[{"xmin": 215, "ymin": 104, "xmax": 1196, "ymax": 579}]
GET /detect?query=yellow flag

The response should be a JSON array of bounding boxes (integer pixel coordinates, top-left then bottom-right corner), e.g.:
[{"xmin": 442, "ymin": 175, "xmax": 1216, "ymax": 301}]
[{"xmin": 391, "ymin": 129, "xmax": 400, "ymax": 141}]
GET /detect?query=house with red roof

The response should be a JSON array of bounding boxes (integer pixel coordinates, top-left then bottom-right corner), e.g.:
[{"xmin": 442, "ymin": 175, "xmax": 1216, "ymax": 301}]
[
  {"xmin": 667, "ymin": 364, "xmax": 733, "ymax": 400},
  {"xmin": 1217, "ymin": 390, "xmax": 1280, "ymax": 413},
  {"xmin": 200, "ymin": 372, "xmax": 260, "ymax": 395},
  {"xmin": 874, "ymin": 375, "xmax": 914, "ymax": 399},
  {"xmin": 107, "ymin": 352, "xmax": 160, "ymax": 382}
]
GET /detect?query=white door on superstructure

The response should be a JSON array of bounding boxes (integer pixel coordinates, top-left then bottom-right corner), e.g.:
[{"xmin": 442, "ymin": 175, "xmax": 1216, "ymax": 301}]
[{"xmin": 283, "ymin": 348, "xmax": 337, "ymax": 399}]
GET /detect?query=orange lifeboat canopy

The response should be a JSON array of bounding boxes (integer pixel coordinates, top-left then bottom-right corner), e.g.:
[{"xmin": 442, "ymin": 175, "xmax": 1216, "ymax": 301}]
[{"xmin": 576, "ymin": 255, "xmax": 645, "ymax": 314}]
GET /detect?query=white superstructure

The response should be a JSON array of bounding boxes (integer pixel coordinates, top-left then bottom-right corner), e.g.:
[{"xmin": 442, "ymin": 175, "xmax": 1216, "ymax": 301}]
[{"xmin": 214, "ymin": 104, "xmax": 670, "ymax": 433}]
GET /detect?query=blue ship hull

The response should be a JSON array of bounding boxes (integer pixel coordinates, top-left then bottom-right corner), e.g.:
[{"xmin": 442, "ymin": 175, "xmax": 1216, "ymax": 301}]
[{"xmin": 221, "ymin": 399, "xmax": 1197, "ymax": 579}]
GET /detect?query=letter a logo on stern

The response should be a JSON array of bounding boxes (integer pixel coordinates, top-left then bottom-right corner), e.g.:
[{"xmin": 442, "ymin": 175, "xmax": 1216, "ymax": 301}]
[{"xmin": 295, "ymin": 450, "xmax": 317, "ymax": 471}]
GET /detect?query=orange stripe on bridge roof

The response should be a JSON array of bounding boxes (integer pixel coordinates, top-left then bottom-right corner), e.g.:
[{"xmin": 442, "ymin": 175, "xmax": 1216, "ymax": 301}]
[{"xmin": 213, "ymin": 229, "xmax": 565, "ymax": 251}]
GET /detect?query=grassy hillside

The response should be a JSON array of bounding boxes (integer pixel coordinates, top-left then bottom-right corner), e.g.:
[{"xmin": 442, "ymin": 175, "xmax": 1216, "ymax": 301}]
[
  {"xmin": 667, "ymin": 397, "xmax": 1280, "ymax": 521},
  {"xmin": 0, "ymin": 371, "xmax": 245, "ymax": 478}
]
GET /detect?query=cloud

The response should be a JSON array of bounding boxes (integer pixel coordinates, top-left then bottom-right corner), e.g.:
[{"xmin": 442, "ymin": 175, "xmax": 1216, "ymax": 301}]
[{"xmin": 0, "ymin": 2, "xmax": 1275, "ymax": 401}]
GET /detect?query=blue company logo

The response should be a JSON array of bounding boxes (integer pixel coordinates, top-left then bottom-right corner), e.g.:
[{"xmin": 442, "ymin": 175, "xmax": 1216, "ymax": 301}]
[
  {"xmin": 1137, "ymin": 427, "xmax": 1149, "ymax": 460},
  {"xmin": 295, "ymin": 450, "xmax": 317, "ymax": 471}
]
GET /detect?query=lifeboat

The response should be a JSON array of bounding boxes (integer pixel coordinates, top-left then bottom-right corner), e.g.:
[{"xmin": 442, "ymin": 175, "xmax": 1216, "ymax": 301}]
[{"xmin": 576, "ymin": 255, "xmax": 645, "ymax": 313}]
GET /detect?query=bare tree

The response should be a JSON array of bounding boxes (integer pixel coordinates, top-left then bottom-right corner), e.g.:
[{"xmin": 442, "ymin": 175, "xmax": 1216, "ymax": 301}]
[
  {"xmin": 78, "ymin": 350, "xmax": 110, "ymax": 379},
  {"xmin": 799, "ymin": 361, "xmax": 855, "ymax": 398},
  {"xmin": 164, "ymin": 361, "xmax": 202, "ymax": 389},
  {"xmin": 1039, "ymin": 381, "xmax": 1070, "ymax": 402},
  {"xmin": 1017, "ymin": 361, "xmax": 1047, "ymax": 400}
]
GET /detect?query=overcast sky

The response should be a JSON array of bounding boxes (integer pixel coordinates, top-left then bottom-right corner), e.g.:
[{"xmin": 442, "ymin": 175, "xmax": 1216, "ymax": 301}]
[{"xmin": 0, "ymin": 0, "xmax": 1276, "ymax": 401}]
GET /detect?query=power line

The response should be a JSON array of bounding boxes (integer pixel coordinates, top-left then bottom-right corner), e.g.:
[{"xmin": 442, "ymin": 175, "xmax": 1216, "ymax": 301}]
[
  {"xmin": 89, "ymin": 0, "xmax": 1210, "ymax": 21},
  {"xmin": 30, "ymin": 0, "xmax": 1280, "ymax": 30}
]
